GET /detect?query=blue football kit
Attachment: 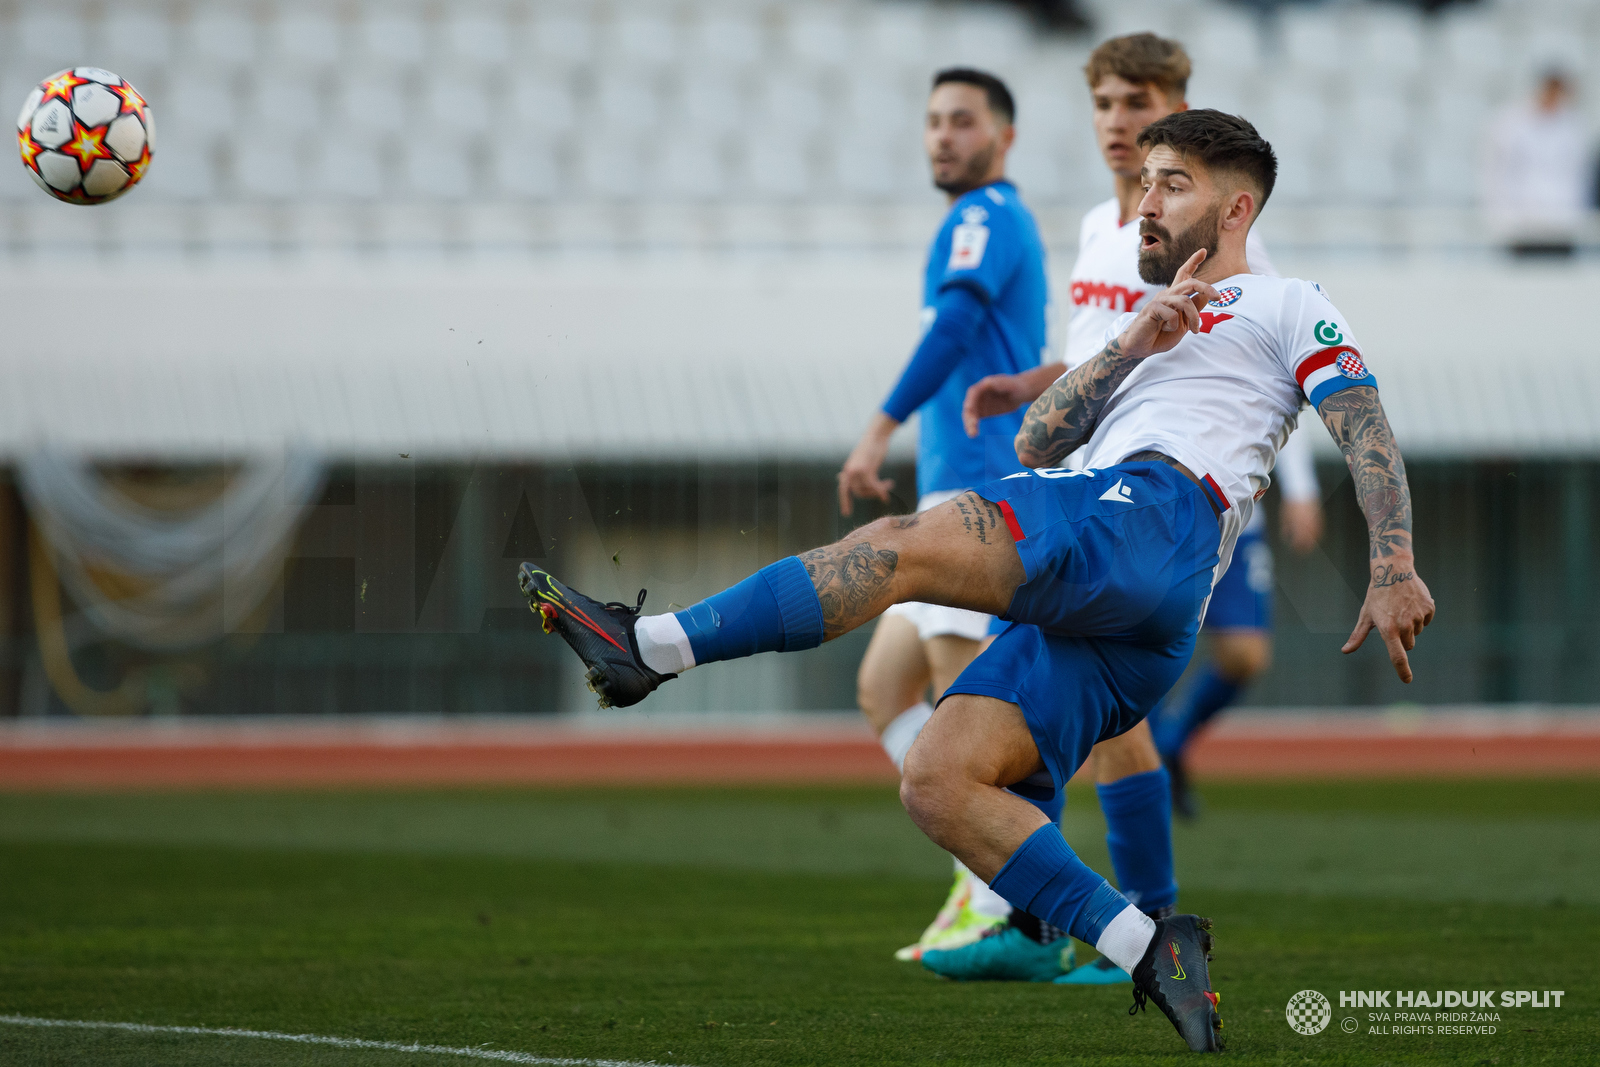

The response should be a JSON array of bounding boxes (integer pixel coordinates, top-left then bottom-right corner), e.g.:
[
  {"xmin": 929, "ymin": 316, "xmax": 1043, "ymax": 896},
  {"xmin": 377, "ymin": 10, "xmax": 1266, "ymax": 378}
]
[{"xmin": 880, "ymin": 180, "xmax": 1049, "ymax": 497}]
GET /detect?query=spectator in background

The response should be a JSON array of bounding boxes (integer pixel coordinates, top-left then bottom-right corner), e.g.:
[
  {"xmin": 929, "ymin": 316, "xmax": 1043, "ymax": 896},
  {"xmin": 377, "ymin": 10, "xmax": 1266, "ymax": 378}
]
[{"xmin": 1483, "ymin": 71, "xmax": 1589, "ymax": 257}]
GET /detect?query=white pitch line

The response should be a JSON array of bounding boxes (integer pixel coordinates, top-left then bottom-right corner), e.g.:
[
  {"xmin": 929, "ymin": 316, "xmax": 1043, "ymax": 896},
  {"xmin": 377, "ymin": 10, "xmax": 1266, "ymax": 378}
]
[{"xmin": 0, "ymin": 1014, "xmax": 683, "ymax": 1066}]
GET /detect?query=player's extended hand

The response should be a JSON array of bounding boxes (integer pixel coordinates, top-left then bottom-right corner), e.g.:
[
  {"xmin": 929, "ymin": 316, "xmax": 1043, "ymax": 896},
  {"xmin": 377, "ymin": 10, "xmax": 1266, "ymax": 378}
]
[
  {"xmin": 1280, "ymin": 499, "xmax": 1325, "ymax": 555},
  {"xmin": 1342, "ymin": 560, "xmax": 1435, "ymax": 683},
  {"xmin": 1116, "ymin": 249, "xmax": 1223, "ymax": 361},
  {"xmin": 837, "ymin": 419, "xmax": 896, "ymax": 516},
  {"xmin": 963, "ymin": 373, "xmax": 1034, "ymax": 437}
]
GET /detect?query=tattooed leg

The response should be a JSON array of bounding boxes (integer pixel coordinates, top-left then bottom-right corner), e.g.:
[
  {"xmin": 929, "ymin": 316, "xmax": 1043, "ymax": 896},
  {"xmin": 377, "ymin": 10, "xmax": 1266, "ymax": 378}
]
[
  {"xmin": 800, "ymin": 493, "xmax": 1026, "ymax": 640},
  {"xmin": 801, "ymin": 541, "xmax": 900, "ymax": 638}
]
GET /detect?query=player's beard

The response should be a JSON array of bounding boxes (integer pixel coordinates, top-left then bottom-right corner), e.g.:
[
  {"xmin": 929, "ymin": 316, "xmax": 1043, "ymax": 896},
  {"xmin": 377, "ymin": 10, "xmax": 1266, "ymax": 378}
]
[
  {"xmin": 933, "ymin": 141, "xmax": 998, "ymax": 196},
  {"xmin": 1138, "ymin": 204, "xmax": 1221, "ymax": 285}
]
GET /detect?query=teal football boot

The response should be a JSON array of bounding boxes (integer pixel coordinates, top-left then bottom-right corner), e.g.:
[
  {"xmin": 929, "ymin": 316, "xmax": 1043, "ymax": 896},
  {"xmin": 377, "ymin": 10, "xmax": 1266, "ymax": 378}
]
[
  {"xmin": 1054, "ymin": 956, "xmax": 1133, "ymax": 984},
  {"xmin": 920, "ymin": 926, "xmax": 1075, "ymax": 982}
]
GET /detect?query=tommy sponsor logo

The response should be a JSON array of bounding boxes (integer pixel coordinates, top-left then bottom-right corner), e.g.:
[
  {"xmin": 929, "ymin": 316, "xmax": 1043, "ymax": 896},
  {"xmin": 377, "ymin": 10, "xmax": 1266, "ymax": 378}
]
[
  {"xmin": 1197, "ymin": 312, "xmax": 1233, "ymax": 333},
  {"xmin": 1207, "ymin": 286, "xmax": 1242, "ymax": 308},
  {"xmin": 1070, "ymin": 280, "xmax": 1145, "ymax": 311},
  {"xmin": 1314, "ymin": 319, "xmax": 1344, "ymax": 345}
]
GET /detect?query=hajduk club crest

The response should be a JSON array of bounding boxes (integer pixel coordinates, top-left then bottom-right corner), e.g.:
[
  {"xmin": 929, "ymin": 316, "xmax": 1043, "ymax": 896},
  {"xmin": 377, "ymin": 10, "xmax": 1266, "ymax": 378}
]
[{"xmin": 1335, "ymin": 350, "xmax": 1367, "ymax": 379}]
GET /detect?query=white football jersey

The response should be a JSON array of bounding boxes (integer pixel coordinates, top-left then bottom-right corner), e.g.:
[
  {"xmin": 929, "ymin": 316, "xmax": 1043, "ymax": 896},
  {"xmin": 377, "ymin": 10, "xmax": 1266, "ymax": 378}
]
[
  {"xmin": 1063, "ymin": 198, "xmax": 1277, "ymax": 371},
  {"xmin": 1076, "ymin": 274, "xmax": 1374, "ymax": 573}
]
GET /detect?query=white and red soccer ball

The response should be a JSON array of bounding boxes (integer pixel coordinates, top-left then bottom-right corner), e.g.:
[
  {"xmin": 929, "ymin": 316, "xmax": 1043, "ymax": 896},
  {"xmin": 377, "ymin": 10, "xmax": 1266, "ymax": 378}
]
[{"xmin": 16, "ymin": 67, "xmax": 154, "ymax": 204}]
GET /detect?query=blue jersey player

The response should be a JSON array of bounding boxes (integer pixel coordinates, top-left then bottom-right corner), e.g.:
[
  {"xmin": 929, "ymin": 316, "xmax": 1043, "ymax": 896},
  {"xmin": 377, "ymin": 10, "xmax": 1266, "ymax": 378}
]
[
  {"xmin": 522, "ymin": 110, "xmax": 1436, "ymax": 1052},
  {"xmin": 835, "ymin": 68, "xmax": 1053, "ymax": 963}
]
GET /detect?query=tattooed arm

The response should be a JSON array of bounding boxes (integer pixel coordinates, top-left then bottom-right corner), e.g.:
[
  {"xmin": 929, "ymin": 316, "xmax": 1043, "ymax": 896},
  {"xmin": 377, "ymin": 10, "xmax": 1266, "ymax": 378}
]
[
  {"xmin": 1015, "ymin": 337, "xmax": 1143, "ymax": 467},
  {"xmin": 1016, "ymin": 248, "xmax": 1222, "ymax": 468},
  {"xmin": 1316, "ymin": 385, "xmax": 1436, "ymax": 682}
]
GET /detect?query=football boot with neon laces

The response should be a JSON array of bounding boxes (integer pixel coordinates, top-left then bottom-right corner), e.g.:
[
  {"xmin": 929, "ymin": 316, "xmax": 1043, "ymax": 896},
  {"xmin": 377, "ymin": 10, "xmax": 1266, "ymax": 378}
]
[
  {"xmin": 518, "ymin": 563, "xmax": 673, "ymax": 709},
  {"xmin": 1128, "ymin": 914, "xmax": 1223, "ymax": 1052},
  {"xmin": 892, "ymin": 867, "xmax": 1006, "ymax": 961}
]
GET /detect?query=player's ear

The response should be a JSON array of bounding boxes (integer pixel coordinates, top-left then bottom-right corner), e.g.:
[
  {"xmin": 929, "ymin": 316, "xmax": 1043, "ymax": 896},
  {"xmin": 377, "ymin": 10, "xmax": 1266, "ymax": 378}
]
[
  {"xmin": 1220, "ymin": 188, "xmax": 1254, "ymax": 231},
  {"xmin": 998, "ymin": 122, "xmax": 1016, "ymax": 152}
]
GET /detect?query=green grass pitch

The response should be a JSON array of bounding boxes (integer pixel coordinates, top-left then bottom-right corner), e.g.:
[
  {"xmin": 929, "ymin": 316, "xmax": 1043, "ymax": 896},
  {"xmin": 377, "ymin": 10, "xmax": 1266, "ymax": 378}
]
[{"xmin": 1, "ymin": 778, "xmax": 1596, "ymax": 1065}]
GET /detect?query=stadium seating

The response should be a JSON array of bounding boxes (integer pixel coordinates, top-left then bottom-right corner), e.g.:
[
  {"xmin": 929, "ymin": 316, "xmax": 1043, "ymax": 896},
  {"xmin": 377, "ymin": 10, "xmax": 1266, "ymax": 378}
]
[{"xmin": 1, "ymin": 0, "xmax": 1595, "ymax": 257}]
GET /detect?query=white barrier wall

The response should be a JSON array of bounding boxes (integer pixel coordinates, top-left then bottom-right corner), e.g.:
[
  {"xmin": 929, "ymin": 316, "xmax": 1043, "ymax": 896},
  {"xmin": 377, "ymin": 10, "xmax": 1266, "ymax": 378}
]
[{"xmin": 0, "ymin": 255, "xmax": 1594, "ymax": 461}]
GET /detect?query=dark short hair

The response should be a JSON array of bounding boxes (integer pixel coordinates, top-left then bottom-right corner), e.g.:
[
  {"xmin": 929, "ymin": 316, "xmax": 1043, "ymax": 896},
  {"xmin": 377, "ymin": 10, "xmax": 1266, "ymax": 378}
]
[
  {"xmin": 932, "ymin": 68, "xmax": 1015, "ymax": 125},
  {"xmin": 1136, "ymin": 109, "xmax": 1277, "ymax": 210},
  {"xmin": 1084, "ymin": 33, "xmax": 1191, "ymax": 102}
]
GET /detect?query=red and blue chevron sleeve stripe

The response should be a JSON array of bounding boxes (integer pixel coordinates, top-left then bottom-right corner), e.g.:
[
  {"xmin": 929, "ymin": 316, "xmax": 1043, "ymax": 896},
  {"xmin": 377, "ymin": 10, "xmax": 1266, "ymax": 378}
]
[{"xmin": 1296, "ymin": 346, "xmax": 1378, "ymax": 408}]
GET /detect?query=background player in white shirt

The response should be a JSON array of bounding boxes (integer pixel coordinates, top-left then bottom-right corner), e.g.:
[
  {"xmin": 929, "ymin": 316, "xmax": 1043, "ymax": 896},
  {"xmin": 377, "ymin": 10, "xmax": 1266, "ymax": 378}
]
[{"xmin": 939, "ymin": 34, "xmax": 1324, "ymax": 984}]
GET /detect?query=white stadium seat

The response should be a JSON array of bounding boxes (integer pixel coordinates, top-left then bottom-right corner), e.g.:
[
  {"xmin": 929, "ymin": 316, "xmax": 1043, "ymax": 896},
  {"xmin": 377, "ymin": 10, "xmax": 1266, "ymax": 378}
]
[
  {"xmin": 0, "ymin": 0, "xmax": 1591, "ymax": 256},
  {"xmin": 186, "ymin": 9, "xmax": 258, "ymax": 67},
  {"xmin": 445, "ymin": 12, "xmax": 512, "ymax": 66},
  {"xmin": 271, "ymin": 10, "xmax": 343, "ymax": 67}
]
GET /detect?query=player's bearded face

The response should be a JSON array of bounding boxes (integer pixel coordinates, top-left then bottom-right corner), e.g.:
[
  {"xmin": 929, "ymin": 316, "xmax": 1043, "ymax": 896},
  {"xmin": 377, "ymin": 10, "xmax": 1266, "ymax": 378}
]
[
  {"xmin": 1137, "ymin": 202, "xmax": 1222, "ymax": 286},
  {"xmin": 932, "ymin": 138, "xmax": 998, "ymax": 196}
]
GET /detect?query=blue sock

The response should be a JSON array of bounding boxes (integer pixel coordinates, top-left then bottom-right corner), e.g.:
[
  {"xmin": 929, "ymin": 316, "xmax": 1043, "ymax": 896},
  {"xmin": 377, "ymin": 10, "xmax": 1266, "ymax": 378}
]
[
  {"xmin": 674, "ymin": 556, "xmax": 824, "ymax": 665},
  {"xmin": 1097, "ymin": 768, "xmax": 1177, "ymax": 913},
  {"xmin": 1153, "ymin": 664, "xmax": 1242, "ymax": 760},
  {"xmin": 990, "ymin": 824, "xmax": 1132, "ymax": 946}
]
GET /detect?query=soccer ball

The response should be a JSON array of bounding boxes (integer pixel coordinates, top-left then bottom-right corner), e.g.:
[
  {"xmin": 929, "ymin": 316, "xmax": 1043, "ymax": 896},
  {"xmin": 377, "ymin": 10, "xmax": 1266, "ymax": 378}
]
[{"xmin": 16, "ymin": 68, "xmax": 154, "ymax": 204}]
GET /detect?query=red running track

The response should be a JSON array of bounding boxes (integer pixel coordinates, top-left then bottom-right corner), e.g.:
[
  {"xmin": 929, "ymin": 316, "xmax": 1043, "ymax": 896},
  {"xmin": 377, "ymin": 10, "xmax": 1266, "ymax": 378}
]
[{"xmin": 0, "ymin": 711, "xmax": 1597, "ymax": 790}]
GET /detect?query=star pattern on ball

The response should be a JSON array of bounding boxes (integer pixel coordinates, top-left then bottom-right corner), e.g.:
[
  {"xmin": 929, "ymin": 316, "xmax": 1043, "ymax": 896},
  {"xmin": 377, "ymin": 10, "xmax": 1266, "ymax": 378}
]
[
  {"xmin": 18, "ymin": 67, "xmax": 152, "ymax": 204},
  {"xmin": 61, "ymin": 122, "xmax": 113, "ymax": 168},
  {"xmin": 113, "ymin": 81, "xmax": 148, "ymax": 117},
  {"xmin": 17, "ymin": 130, "xmax": 42, "ymax": 169},
  {"xmin": 125, "ymin": 149, "xmax": 152, "ymax": 185},
  {"xmin": 39, "ymin": 71, "xmax": 86, "ymax": 105}
]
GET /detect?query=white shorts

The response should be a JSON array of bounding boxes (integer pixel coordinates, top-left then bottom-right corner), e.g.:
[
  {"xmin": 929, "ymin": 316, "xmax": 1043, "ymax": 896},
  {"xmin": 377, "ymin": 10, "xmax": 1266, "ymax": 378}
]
[{"xmin": 881, "ymin": 489, "xmax": 995, "ymax": 643}]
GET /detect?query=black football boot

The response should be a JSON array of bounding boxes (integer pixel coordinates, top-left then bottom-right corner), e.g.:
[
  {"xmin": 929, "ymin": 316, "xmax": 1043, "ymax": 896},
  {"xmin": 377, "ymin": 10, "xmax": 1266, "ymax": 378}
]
[
  {"xmin": 1129, "ymin": 913, "xmax": 1223, "ymax": 1052},
  {"xmin": 518, "ymin": 563, "xmax": 674, "ymax": 709}
]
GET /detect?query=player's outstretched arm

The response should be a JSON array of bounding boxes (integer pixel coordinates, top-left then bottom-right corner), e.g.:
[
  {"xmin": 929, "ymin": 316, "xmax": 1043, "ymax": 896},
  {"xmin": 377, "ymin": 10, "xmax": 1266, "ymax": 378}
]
[
  {"xmin": 1316, "ymin": 385, "xmax": 1436, "ymax": 682},
  {"xmin": 1015, "ymin": 249, "xmax": 1219, "ymax": 468}
]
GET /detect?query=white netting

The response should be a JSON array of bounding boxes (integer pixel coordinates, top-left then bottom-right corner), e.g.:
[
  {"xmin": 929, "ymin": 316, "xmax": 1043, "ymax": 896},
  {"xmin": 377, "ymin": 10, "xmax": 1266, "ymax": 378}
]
[{"xmin": 18, "ymin": 449, "xmax": 325, "ymax": 651}]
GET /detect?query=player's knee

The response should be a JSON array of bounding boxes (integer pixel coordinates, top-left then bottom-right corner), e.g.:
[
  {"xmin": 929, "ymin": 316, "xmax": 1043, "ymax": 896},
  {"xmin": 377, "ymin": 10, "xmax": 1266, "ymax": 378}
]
[
  {"xmin": 856, "ymin": 676, "xmax": 907, "ymax": 727},
  {"xmin": 1215, "ymin": 635, "xmax": 1271, "ymax": 682},
  {"xmin": 848, "ymin": 514, "xmax": 913, "ymax": 554},
  {"xmin": 899, "ymin": 746, "xmax": 962, "ymax": 847}
]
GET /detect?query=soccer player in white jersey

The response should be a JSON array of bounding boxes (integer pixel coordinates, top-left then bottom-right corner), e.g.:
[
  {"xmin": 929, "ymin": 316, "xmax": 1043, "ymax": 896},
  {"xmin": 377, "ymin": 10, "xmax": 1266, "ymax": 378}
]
[
  {"xmin": 1045, "ymin": 36, "xmax": 1327, "ymax": 821},
  {"xmin": 940, "ymin": 33, "xmax": 1323, "ymax": 984},
  {"xmin": 522, "ymin": 109, "xmax": 1435, "ymax": 1051}
]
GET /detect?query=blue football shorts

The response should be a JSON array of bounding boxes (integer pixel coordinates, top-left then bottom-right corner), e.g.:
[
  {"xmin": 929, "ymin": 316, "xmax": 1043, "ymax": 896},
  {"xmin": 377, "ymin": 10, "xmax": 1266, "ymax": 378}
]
[
  {"xmin": 1203, "ymin": 528, "xmax": 1272, "ymax": 631},
  {"xmin": 941, "ymin": 460, "xmax": 1223, "ymax": 799}
]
